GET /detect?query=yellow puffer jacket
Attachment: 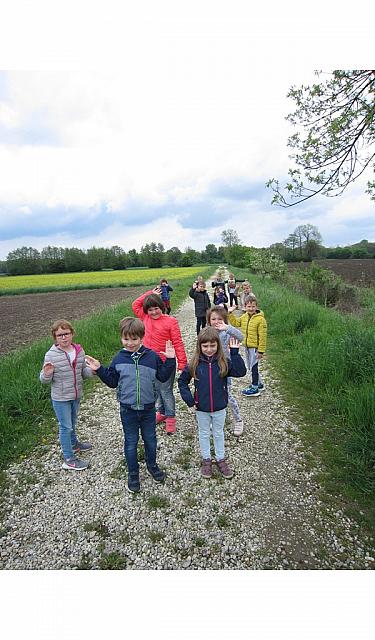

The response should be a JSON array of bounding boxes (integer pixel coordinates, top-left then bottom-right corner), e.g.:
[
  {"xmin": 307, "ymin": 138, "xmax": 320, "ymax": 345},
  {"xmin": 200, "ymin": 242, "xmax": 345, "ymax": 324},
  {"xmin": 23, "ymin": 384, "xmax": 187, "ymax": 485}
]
[{"xmin": 228, "ymin": 309, "xmax": 267, "ymax": 353}]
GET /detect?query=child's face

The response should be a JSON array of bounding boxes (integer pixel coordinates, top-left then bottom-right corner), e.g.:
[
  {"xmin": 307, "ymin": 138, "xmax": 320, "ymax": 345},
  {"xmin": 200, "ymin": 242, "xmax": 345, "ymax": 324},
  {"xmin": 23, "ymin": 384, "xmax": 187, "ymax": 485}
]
[
  {"xmin": 243, "ymin": 284, "xmax": 251, "ymax": 293},
  {"xmin": 54, "ymin": 327, "xmax": 73, "ymax": 349},
  {"xmin": 201, "ymin": 341, "xmax": 218, "ymax": 358},
  {"xmin": 121, "ymin": 334, "xmax": 142, "ymax": 352},
  {"xmin": 245, "ymin": 300, "xmax": 257, "ymax": 315},
  {"xmin": 147, "ymin": 306, "xmax": 163, "ymax": 320},
  {"xmin": 209, "ymin": 312, "xmax": 224, "ymax": 329},
  {"xmin": 197, "ymin": 283, "xmax": 205, "ymax": 291}
]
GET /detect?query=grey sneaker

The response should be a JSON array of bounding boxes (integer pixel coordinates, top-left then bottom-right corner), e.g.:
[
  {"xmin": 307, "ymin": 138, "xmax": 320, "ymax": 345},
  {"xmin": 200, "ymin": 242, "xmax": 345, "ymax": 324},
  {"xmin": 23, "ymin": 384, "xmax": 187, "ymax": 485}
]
[
  {"xmin": 217, "ymin": 459, "xmax": 234, "ymax": 479},
  {"xmin": 62, "ymin": 457, "xmax": 89, "ymax": 471},
  {"xmin": 73, "ymin": 441, "xmax": 93, "ymax": 454},
  {"xmin": 233, "ymin": 420, "xmax": 244, "ymax": 436},
  {"xmin": 201, "ymin": 458, "xmax": 212, "ymax": 479}
]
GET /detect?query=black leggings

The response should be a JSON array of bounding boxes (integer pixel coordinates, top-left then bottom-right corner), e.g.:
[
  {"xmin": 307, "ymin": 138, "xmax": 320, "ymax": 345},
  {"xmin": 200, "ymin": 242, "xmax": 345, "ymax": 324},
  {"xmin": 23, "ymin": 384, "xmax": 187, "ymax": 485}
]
[
  {"xmin": 196, "ymin": 316, "xmax": 207, "ymax": 334},
  {"xmin": 229, "ymin": 293, "xmax": 238, "ymax": 306}
]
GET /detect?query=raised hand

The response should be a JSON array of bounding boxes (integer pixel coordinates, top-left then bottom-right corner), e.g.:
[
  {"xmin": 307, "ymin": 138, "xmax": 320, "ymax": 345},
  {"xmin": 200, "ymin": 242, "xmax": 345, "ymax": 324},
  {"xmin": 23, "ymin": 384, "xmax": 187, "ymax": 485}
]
[
  {"xmin": 85, "ymin": 355, "xmax": 101, "ymax": 370},
  {"xmin": 229, "ymin": 337, "xmax": 241, "ymax": 349},
  {"xmin": 42, "ymin": 362, "xmax": 54, "ymax": 376},
  {"xmin": 160, "ymin": 340, "xmax": 176, "ymax": 359},
  {"xmin": 228, "ymin": 305, "xmax": 236, "ymax": 313},
  {"xmin": 215, "ymin": 319, "xmax": 228, "ymax": 331},
  {"xmin": 153, "ymin": 286, "xmax": 162, "ymax": 295}
]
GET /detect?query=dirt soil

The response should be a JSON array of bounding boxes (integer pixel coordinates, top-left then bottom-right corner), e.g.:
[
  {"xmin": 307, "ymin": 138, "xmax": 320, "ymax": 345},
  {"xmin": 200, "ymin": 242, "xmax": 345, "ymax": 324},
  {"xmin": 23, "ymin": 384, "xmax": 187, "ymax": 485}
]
[
  {"xmin": 0, "ymin": 287, "xmax": 144, "ymax": 357},
  {"xmin": 288, "ymin": 259, "xmax": 375, "ymax": 287}
]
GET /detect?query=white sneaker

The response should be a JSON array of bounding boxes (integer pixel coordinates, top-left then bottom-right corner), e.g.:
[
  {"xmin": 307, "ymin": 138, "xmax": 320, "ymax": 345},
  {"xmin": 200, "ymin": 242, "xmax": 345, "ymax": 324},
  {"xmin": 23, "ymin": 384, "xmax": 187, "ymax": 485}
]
[{"xmin": 233, "ymin": 420, "xmax": 244, "ymax": 436}]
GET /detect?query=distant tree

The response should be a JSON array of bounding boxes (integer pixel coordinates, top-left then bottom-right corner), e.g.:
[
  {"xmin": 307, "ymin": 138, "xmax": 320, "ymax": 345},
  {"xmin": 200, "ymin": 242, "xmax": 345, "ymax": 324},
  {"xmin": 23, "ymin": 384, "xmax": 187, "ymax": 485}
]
[
  {"xmin": 178, "ymin": 254, "xmax": 193, "ymax": 267},
  {"xmin": 64, "ymin": 247, "xmax": 87, "ymax": 272},
  {"xmin": 221, "ymin": 229, "xmax": 241, "ymax": 247},
  {"xmin": 164, "ymin": 246, "xmax": 182, "ymax": 266},
  {"xmin": 326, "ymin": 247, "xmax": 352, "ymax": 259},
  {"xmin": 267, "ymin": 70, "xmax": 375, "ymax": 206},
  {"xmin": 201, "ymin": 243, "xmax": 219, "ymax": 263},
  {"xmin": 127, "ymin": 249, "xmax": 139, "ymax": 267},
  {"xmin": 40, "ymin": 246, "xmax": 65, "ymax": 273},
  {"xmin": 6, "ymin": 246, "xmax": 41, "ymax": 275},
  {"xmin": 140, "ymin": 243, "xmax": 164, "ymax": 268}
]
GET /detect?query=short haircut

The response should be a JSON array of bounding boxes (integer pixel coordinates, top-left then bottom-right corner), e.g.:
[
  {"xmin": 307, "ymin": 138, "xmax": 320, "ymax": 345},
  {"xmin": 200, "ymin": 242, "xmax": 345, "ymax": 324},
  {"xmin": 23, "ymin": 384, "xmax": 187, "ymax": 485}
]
[
  {"xmin": 197, "ymin": 280, "xmax": 206, "ymax": 287},
  {"xmin": 244, "ymin": 293, "xmax": 257, "ymax": 305},
  {"xmin": 119, "ymin": 316, "xmax": 145, "ymax": 338},
  {"xmin": 206, "ymin": 305, "xmax": 228, "ymax": 323},
  {"xmin": 142, "ymin": 293, "xmax": 164, "ymax": 313},
  {"xmin": 51, "ymin": 319, "xmax": 74, "ymax": 338}
]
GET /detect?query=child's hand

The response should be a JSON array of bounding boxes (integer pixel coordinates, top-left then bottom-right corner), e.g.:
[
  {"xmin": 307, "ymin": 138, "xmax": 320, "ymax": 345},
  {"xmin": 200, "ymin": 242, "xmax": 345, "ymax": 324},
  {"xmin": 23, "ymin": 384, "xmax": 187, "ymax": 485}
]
[
  {"xmin": 215, "ymin": 320, "xmax": 228, "ymax": 331},
  {"xmin": 160, "ymin": 340, "xmax": 176, "ymax": 359},
  {"xmin": 257, "ymin": 352, "xmax": 264, "ymax": 360},
  {"xmin": 228, "ymin": 306, "xmax": 236, "ymax": 313},
  {"xmin": 42, "ymin": 362, "xmax": 54, "ymax": 376},
  {"xmin": 229, "ymin": 337, "xmax": 241, "ymax": 349},
  {"xmin": 188, "ymin": 405, "xmax": 196, "ymax": 414},
  {"xmin": 153, "ymin": 286, "xmax": 162, "ymax": 295},
  {"xmin": 85, "ymin": 355, "xmax": 101, "ymax": 370},
  {"xmin": 192, "ymin": 282, "xmax": 197, "ymax": 289}
]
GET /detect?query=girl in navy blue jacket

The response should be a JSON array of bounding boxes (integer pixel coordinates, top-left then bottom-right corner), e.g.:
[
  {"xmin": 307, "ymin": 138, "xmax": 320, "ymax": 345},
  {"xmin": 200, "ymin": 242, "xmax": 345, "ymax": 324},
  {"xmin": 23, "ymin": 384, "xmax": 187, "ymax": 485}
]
[{"xmin": 178, "ymin": 326, "xmax": 246, "ymax": 479}]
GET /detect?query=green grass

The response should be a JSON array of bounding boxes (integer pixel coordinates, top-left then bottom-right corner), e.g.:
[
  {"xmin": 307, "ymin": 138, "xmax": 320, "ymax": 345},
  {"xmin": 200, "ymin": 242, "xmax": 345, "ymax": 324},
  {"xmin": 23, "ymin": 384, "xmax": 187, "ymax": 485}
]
[
  {"xmin": 233, "ymin": 269, "xmax": 375, "ymax": 528},
  {"xmin": 0, "ymin": 268, "xmax": 213, "ymax": 491}
]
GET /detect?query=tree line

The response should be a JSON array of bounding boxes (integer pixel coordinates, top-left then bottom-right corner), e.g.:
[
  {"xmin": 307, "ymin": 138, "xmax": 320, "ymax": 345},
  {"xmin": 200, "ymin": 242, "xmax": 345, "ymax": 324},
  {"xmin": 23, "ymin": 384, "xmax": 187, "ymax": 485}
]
[{"xmin": 0, "ymin": 242, "xmax": 227, "ymax": 276}]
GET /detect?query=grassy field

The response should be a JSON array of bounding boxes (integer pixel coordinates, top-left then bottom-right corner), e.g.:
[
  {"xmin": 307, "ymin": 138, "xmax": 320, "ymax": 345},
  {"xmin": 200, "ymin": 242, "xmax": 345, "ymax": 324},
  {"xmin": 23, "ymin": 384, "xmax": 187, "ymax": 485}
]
[
  {"xmin": 0, "ymin": 266, "xmax": 210, "ymax": 295},
  {"xmin": 234, "ymin": 268, "xmax": 375, "ymax": 529}
]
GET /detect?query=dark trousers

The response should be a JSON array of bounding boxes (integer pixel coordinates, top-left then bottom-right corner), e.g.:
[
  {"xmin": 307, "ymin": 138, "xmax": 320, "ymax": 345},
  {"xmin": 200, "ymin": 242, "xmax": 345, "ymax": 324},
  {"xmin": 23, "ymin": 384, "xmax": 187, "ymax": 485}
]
[
  {"xmin": 251, "ymin": 362, "xmax": 259, "ymax": 386},
  {"xmin": 229, "ymin": 293, "xmax": 238, "ymax": 306},
  {"xmin": 119, "ymin": 406, "xmax": 157, "ymax": 474},
  {"xmin": 196, "ymin": 316, "xmax": 207, "ymax": 334}
]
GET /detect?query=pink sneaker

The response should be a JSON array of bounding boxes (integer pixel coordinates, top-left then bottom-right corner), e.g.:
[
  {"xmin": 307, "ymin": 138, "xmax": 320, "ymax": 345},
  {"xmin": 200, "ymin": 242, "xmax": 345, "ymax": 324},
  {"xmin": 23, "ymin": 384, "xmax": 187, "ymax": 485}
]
[
  {"xmin": 165, "ymin": 417, "xmax": 176, "ymax": 434},
  {"xmin": 156, "ymin": 412, "xmax": 166, "ymax": 424},
  {"xmin": 217, "ymin": 459, "xmax": 234, "ymax": 479},
  {"xmin": 201, "ymin": 458, "xmax": 212, "ymax": 478}
]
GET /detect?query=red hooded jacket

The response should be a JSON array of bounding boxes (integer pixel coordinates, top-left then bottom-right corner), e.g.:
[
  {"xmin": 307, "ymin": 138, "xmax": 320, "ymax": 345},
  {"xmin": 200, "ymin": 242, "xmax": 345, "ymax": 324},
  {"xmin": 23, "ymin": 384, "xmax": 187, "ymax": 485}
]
[{"xmin": 132, "ymin": 290, "xmax": 187, "ymax": 371}]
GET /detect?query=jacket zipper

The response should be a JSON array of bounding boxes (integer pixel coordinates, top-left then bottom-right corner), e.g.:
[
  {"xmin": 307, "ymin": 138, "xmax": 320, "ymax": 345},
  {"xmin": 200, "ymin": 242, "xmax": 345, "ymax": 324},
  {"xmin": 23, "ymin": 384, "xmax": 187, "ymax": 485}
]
[{"xmin": 208, "ymin": 361, "xmax": 213, "ymax": 412}]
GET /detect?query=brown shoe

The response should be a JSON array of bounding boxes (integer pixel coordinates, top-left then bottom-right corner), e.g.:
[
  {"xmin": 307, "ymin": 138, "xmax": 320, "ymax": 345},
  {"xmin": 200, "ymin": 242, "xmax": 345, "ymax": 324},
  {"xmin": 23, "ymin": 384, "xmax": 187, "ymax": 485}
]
[
  {"xmin": 201, "ymin": 458, "xmax": 212, "ymax": 478},
  {"xmin": 217, "ymin": 459, "xmax": 234, "ymax": 479}
]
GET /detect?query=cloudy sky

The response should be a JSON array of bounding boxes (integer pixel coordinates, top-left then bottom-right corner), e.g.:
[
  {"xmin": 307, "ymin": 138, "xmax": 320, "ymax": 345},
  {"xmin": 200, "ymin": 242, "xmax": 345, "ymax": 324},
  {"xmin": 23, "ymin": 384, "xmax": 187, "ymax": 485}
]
[{"xmin": 0, "ymin": 1, "xmax": 374, "ymax": 260}]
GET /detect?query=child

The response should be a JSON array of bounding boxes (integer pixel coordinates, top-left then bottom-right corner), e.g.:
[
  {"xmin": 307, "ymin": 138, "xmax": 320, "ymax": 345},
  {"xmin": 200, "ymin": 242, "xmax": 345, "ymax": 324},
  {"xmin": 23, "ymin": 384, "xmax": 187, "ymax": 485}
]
[
  {"xmin": 178, "ymin": 327, "xmax": 246, "ymax": 479},
  {"xmin": 132, "ymin": 288, "xmax": 187, "ymax": 434},
  {"xmin": 189, "ymin": 280, "xmax": 211, "ymax": 334},
  {"xmin": 39, "ymin": 319, "xmax": 94, "ymax": 471},
  {"xmin": 213, "ymin": 285, "xmax": 228, "ymax": 309},
  {"xmin": 207, "ymin": 306, "xmax": 245, "ymax": 436},
  {"xmin": 85, "ymin": 317, "xmax": 176, "ymax": 493},
  {"xmin": 228, "ymin": 294, "xmax": 267, "ymax": 397},
  {"xmin": 159, "ymin": 278, "xmax": 173, "ymax": 314},
  {"xmin": 227, "ymin": 273, "xmax": 240, "ymax": 307},
  {"xmin": 239, "ymin": 281, "xmax": 252, "ymax": 311}
]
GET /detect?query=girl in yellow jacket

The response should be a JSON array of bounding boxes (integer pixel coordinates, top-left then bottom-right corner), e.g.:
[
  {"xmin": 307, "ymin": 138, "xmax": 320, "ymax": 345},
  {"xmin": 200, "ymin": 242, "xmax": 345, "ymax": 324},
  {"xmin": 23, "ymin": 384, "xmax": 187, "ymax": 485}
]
[{"xmin": 228, "ymin": 294, "xmax": 267, "ymax": 397}]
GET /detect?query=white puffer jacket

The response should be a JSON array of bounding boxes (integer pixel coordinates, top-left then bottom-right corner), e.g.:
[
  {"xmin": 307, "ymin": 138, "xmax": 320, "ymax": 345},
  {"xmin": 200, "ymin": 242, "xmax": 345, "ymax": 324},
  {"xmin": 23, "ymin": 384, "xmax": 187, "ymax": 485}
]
[{"xmin": 40, "ymin": 343, "xmax": 93, "ymax": 401}]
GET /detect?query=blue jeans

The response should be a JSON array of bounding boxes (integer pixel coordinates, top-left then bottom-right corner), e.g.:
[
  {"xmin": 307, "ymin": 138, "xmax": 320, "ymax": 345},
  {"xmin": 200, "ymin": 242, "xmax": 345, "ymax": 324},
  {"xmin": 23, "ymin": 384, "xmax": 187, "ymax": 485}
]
[
  {"xmin": 120, "ymin": 405, "xmax": 157, "ymax": 474},
  {"xmin": 155, "ymin": 367, "xmax": 176, "ymax": 417},
  {"xmin": 196, "ymin": 409, "xmax": 226, "ymax": 461},
  {"xmin": 52, "ymin": 399, "xmax": 80, "ymax": 460}
]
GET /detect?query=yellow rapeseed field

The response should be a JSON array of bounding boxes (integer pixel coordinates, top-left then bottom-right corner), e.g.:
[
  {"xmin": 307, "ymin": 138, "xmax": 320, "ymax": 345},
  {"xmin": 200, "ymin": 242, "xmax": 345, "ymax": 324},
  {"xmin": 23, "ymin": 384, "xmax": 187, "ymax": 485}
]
[{"xmin": 0, "ymin": 266, "xmax": 209, "ymax": 292}]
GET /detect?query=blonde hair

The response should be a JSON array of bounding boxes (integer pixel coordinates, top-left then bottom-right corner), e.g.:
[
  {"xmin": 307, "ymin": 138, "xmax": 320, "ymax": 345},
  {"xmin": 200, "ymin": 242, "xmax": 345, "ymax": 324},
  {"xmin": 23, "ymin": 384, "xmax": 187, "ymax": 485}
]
[
  {"xmin": 189, "ymin": 326, "xmax": 228, "ymax": 379},
  {"xmin": 206, "ymin": 306, "xmax": 228, "ymax": 324}
]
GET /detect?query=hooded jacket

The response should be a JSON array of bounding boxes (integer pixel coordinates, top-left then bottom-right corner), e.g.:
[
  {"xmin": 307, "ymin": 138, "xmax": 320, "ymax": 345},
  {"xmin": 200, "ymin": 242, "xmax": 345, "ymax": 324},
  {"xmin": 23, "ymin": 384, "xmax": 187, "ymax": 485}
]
[
  {"xmin": 189, "ymin": 287, "xmax": 211, "ymax": 318},
  {"xmin": 178, "ymin": 347, "xmax": 246, "ymax": 413},
  {"xmin": 96, "ymin": 345, "xmax": 176, "ymax": 410},
  {"xmin": 40, "ymin": 343, "xmax": 93, "ymax": 401},
  {"xmin": 132, "ymin": 290, "xmax": 187, "ymax": 370},
  {"xmin": 228, "ymin": 309, "xmax": 267, "ymax": 353}
]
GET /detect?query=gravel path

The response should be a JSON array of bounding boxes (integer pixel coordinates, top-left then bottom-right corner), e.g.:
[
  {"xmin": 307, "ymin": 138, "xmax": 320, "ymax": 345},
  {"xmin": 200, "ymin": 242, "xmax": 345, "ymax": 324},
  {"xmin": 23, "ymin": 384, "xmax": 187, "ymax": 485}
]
[{"xmin": 1, "ymin": 284, "xmax": 374, "ymax": 570}]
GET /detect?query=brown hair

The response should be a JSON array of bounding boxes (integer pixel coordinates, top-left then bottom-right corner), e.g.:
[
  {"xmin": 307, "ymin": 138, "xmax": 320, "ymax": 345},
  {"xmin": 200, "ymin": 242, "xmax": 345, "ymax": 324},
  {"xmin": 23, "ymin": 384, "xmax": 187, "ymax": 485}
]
[
  {"xmin": 142, "ymin": 293, "xmax": 164, "ymax": 313},
  {"xmin": 189, "ymin": 326, "xmax": 228, "ymax": 379},
  {"xmin": 206, "ymin": 305, "xmax": 228, "ymax": 324},
  {"xmin": 244, "ymin": 293, "xmax": 257, "ymax": 305},
  {"xmin": 51, "ymin": 319, "xmax": 74, "ymax": 339},
  {"xmin": 119, "ymin": 317, "xmax": 145, "ymax": 339}
]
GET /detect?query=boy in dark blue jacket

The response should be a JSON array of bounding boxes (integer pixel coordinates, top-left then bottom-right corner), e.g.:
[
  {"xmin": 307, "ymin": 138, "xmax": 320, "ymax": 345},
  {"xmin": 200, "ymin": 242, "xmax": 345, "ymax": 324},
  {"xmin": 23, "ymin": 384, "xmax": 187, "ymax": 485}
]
[
  {"xmin": 178, "ymin": 326, "xmax": 246, "ymax": 479},
  {"xmin": 85, "ymin": 317, "xmax": 175, "ymax": 493}
]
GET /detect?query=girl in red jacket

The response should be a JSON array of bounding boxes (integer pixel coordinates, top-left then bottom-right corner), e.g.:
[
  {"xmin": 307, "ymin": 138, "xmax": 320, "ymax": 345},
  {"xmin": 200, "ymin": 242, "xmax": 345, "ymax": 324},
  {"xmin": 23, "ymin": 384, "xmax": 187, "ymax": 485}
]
[{"xmin": 132, "ymin": 288, "xmax": 187, "ymax": 434}]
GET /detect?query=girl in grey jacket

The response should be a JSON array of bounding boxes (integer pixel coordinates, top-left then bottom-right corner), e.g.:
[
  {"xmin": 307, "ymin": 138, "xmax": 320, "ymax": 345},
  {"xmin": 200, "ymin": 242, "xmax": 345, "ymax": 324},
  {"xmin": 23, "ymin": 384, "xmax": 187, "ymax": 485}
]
[{"xmin": 40, "ymin": 319, "xmax": 93, "ymax": 471}]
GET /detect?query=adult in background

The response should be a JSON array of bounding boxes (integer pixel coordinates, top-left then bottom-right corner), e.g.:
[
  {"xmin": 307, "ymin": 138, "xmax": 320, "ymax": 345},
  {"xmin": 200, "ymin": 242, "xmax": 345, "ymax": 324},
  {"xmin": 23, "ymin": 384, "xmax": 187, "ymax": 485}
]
[{"xmin": 132, "ymin": 287, "xmax": 187, "ymax": 434}]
